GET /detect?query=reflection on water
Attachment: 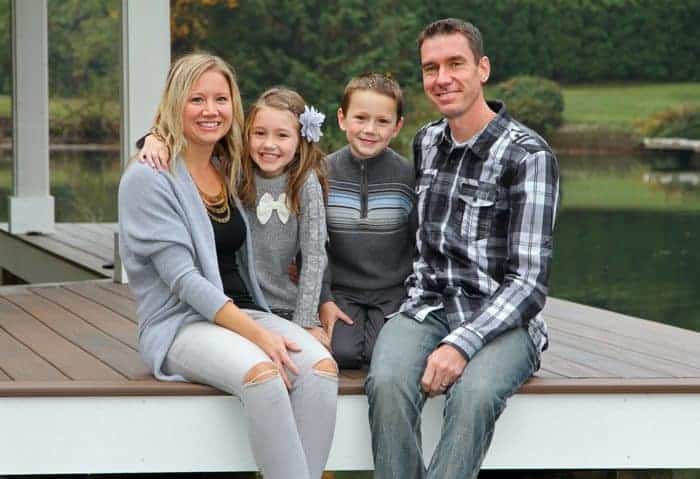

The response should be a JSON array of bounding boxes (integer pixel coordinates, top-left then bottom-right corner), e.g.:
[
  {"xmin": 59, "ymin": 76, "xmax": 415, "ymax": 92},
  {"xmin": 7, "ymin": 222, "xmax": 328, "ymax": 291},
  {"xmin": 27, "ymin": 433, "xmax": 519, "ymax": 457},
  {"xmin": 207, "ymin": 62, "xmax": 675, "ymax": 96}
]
[{"xmin": 0, "ymin": 151, "xmax": 698, "ymax": 333}]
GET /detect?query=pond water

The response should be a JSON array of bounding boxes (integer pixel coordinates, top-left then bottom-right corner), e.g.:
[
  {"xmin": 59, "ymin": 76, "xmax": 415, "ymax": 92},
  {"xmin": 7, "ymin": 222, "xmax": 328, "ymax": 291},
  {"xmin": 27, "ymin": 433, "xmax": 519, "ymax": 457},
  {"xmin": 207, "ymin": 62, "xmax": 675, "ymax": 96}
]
[{"xmin": 1, "ymin": 150, "xmax": 698, "ymax": 333}]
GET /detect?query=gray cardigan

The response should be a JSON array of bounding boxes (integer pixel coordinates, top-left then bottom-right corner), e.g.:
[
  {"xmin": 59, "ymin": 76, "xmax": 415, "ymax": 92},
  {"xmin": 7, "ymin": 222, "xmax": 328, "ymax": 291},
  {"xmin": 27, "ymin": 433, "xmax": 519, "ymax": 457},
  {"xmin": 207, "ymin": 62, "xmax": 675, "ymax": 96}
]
[{"xmin": 118, "ymin": 158, "xmax": 269, "ymax": 381}]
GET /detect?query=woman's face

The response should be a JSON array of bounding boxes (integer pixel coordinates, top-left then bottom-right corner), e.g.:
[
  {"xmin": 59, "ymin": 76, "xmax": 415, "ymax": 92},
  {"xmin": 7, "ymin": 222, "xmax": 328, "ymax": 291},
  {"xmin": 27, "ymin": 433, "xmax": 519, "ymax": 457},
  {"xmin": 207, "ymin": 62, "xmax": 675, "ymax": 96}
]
[
  {"xmin": 248, "ymin": 106, "xmax": 300, "ymax": 178},
  {"xmin": 182, "ymin": 69, "xmax": 233, "ymax": 148}
]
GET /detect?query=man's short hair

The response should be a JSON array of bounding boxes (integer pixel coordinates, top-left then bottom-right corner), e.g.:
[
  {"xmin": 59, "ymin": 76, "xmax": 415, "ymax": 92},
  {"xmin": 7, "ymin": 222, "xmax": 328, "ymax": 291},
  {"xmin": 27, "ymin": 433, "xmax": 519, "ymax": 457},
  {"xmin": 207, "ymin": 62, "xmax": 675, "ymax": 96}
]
[{"xmin": 418, "ymin": 18, "xmax": 484, "ymax": 61}]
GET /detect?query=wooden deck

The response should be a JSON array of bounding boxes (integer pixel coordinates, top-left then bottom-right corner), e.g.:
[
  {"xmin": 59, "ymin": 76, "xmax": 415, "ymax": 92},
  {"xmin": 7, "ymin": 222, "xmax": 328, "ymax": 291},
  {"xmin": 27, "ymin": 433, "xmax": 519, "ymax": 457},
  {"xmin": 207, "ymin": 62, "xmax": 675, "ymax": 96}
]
[
  {"xmin": 0, "ymin": 222, "xmax": 117, "ymax": 283},
  {"xmin": 1, "ymin": 281, "xmax": 700, "ymax": 473},
  {"xmin": 1, "ymin": 280, "xmax": 700, "ymax": 396}
]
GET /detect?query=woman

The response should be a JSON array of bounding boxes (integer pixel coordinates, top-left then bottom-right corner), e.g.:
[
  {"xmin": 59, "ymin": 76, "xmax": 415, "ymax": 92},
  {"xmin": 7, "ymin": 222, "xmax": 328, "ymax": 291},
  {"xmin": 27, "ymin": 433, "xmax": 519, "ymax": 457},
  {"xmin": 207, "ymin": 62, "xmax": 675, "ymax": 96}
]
[{"xmin": 118, "ymin": 53, "xmax": 337, "ymax": 479}]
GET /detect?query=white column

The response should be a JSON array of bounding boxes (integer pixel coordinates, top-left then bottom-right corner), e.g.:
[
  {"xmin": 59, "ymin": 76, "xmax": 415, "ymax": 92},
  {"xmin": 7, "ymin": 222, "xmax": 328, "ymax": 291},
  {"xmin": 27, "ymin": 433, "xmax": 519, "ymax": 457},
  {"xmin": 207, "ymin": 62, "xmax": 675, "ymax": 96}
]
[
  {"xmin": 114, "ymin": 0, "xmax": 171, "ymax": 283},
  {"xmin": 9, "ymin": 0, "xmax": 53, "ymax": 234}
]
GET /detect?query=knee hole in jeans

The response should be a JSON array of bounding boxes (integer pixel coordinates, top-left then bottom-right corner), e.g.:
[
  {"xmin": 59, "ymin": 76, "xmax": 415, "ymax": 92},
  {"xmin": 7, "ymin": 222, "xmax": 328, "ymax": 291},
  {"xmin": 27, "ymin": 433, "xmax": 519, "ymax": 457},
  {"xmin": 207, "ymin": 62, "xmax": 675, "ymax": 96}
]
[
  {"xmin": 243, "ymin": 361, "xmax": 279, "ymax": 385},
  {"xmin": 312, "ymin": 358, "xmax": 338, "ymax": 378}
]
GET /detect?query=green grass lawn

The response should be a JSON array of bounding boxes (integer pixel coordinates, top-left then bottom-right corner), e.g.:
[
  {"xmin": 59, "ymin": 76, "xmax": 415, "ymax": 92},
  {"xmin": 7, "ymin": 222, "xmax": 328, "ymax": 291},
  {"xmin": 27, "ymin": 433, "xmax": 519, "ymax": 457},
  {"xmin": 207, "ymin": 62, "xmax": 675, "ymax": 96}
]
[
  {"xmin": 561, "ymin": 82, "xmax": 700, "ymax": 127},
  {"xmin": 562, "ymin": 173, "xmax": 700, "ymax": 212}
]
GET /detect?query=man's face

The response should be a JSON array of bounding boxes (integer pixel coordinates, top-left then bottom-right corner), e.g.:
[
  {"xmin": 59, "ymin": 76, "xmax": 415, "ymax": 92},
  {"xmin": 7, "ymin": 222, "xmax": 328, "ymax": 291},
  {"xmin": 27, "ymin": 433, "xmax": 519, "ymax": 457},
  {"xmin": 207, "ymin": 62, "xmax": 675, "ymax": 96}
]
[{"xmin": 420, "ymin": 33, "xmax": 490, "ymax": 120}]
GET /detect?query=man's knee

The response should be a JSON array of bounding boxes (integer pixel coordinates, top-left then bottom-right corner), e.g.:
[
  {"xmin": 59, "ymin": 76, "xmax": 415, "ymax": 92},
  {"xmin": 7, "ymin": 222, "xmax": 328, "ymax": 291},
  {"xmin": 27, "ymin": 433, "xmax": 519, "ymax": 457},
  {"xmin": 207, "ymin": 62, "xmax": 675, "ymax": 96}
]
[
  {"xmin": 243, "ymin": 361, "xmax": 279, "ymax": 385},
  {"xmin": 313, "ymin": 358, "xmax": 338, "ymax": 377},
  {"xmin": 454, "ymin": 376, "xmax": 506, "ymax": 420}
]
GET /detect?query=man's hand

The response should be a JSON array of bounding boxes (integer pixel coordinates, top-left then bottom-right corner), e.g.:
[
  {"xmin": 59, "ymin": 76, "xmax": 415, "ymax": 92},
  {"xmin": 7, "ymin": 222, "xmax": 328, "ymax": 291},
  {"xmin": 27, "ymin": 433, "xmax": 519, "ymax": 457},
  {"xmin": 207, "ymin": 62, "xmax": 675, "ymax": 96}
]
[
  {"xmin": 421, "ymin": 344, "xmax": 468, "ymax": 397},
  {"xmin": 318, "ymin": 301, "xmax": 353, "ymax": 339}
]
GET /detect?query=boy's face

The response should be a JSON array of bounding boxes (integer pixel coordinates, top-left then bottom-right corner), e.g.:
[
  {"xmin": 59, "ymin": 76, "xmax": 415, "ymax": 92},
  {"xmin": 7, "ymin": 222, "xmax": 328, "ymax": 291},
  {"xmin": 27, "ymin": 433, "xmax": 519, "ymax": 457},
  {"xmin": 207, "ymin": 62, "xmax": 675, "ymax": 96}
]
[{"xmin": 337, "ymin": 90, "xmax": 403, "ymax": 160}]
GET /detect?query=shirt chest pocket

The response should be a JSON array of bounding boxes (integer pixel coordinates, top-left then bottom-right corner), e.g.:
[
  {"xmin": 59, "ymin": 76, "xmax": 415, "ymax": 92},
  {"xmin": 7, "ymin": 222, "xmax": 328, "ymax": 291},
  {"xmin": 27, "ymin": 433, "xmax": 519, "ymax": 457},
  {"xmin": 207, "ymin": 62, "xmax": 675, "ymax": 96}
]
[{"xmin": 458, "ymin": 181, "xmax": 499, "ymax": 241}]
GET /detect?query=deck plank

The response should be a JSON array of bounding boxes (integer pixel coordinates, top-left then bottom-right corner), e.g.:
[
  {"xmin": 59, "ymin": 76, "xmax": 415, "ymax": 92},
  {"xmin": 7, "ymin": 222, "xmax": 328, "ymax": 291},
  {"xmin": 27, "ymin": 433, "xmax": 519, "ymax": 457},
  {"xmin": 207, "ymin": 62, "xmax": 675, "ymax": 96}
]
[
  {"xmin": 0, "ymin": 295, "xmax": 124, "ymax": 380},
  {"xmin": 545, "ymin": 298, "xmax": 700, "ymax": 353},
  {"xmin": 2, "ymin": 292, "xmax": 149, "ymax": 379},
  {"xmin": 53, "ymin": 224, "xmax": 113, "ymax": 260},
  {"xmin": 547, "ymin": 340, "xmax": 667, "ymax": 378},
  {"xmin": 550, "ymin": 323, "xmax": 700, "ymax": 377},
  {"xmin": 64, "ymin": 281, "xmax": 137, "ymax": 322},
  {"xmin": 540, "ymin": 351, "xmax": 615, "ymax": 378},
  {"xmin": 30, "ymin": 285, "xmax": 138, "ymax": 350},
  {"xmin": 3, "ymin": 230, "xmax": 109, "ymax": 276},
  {"xmin": 0, "ymin": 328, "xmax": 67, "ymax": 381},
  {"xmin": 547, "ymin": 315, "xmax": 700, "ymax": 370},
  {"xmin": 96, "ymin": 281, "xmax": 135, "ymax": 300}
]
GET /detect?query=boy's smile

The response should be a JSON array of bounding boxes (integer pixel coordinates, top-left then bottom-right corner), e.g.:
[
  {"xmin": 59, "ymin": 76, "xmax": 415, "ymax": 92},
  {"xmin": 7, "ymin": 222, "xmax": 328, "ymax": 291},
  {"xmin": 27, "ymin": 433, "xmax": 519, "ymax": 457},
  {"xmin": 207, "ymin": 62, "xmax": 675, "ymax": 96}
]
[{"xmin": 337, "ymin": 90, "xmax": 403, "ymax": 160}]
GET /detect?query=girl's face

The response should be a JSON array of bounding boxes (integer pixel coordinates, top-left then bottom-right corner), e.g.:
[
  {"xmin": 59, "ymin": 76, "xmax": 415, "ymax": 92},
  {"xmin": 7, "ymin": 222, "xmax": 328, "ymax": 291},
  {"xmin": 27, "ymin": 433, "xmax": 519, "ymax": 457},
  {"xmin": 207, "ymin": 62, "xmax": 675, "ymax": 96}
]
[
  {"xmin": 249, "ymin": 106, "xmax": 300, "ymax": 178},
  {"xmin": 182, "ymin": 70, "xmax": 233, "ymax": 148}
]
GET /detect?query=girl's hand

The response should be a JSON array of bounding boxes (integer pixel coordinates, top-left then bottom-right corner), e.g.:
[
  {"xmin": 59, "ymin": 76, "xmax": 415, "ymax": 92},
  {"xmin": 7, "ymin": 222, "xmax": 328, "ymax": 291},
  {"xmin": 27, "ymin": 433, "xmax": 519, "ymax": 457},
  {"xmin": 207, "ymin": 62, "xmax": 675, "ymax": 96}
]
[
  {"xmin": 305, "ymin": 326, "xmax": 331, "ymax": 351},
  {"xmin": 319, "ymin": 301, "xmax": 353, "ymax": 339},
  {"xmin": 139, "ymin": 134, "xmax": 171, "ymax": 171},
  {"xmin": 253, "ymin": 327, "xmax": 301, "ymax": 389}
]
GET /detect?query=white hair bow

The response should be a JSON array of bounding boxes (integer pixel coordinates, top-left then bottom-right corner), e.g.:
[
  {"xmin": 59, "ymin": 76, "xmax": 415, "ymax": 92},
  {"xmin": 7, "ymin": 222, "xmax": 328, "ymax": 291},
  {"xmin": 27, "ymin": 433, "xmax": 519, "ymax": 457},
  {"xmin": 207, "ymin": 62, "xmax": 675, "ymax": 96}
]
[{"xmin": 256, "ymin": 192, "xmax": 290, "ymax": 224}]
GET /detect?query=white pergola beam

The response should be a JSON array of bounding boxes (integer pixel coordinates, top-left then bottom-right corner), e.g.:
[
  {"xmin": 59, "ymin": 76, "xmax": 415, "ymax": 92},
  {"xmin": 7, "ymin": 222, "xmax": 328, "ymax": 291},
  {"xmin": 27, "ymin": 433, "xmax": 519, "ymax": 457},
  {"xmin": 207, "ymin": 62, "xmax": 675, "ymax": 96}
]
[
  {"xmin": 115, "ymin": 0, "xmax": 170, "ymax": 283},
  {"xmin": 9, "ymin": 0, "xmax": 54, "ymax": 234}
]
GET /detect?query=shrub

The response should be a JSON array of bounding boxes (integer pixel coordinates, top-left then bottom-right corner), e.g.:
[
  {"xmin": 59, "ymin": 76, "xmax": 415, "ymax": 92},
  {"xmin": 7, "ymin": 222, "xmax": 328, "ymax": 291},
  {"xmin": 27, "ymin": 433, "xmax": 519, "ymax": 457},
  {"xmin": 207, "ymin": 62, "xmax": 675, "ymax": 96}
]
[
  {"xmin": 635, "ymin": 106, "xmax": 700, "ymax": 139},
  {"xmin": 50, "ymin": 98, "xmax": 120, "ymax": 144},
  {"xmin": 490, "ymin": 75, "xmax": 564, "ymax": 137}
]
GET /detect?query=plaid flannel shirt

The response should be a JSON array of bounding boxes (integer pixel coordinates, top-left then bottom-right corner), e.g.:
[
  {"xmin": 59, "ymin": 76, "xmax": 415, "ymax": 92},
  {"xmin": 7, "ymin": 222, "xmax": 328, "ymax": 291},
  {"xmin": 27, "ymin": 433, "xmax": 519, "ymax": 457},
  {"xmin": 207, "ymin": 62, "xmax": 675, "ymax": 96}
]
[{"xmin": 399, "ymin": 101, "xmax": 559, "ymax": 360}]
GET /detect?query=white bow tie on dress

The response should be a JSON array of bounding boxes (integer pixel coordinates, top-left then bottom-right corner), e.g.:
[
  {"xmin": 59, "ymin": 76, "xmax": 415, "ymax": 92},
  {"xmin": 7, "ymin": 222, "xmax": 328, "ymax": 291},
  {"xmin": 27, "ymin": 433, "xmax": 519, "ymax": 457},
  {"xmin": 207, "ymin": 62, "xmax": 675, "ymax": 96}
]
[{"xmin": 256, "ymin": 192, "xmax": 290, "ymax": 224}]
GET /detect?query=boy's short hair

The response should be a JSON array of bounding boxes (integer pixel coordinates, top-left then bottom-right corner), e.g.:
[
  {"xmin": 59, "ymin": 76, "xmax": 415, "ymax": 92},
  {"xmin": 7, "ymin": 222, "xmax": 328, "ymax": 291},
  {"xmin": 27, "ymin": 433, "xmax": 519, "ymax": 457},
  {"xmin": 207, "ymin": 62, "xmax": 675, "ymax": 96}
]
[
  {"xmin": 340, "ymin": 73, "xmax": 403, "ymax": 120},
  {"xmin": 418, "ymin": 18, "xmax": 484, "ymax": 62}
]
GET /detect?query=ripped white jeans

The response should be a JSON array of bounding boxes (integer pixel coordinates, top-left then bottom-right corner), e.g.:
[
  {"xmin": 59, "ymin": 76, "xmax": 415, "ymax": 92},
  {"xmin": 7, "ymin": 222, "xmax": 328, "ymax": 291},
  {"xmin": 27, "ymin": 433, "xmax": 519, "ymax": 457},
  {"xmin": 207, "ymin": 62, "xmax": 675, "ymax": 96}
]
[{"xmin": 163, "ymin": 310, "xmax": 338, "ymax": 479}]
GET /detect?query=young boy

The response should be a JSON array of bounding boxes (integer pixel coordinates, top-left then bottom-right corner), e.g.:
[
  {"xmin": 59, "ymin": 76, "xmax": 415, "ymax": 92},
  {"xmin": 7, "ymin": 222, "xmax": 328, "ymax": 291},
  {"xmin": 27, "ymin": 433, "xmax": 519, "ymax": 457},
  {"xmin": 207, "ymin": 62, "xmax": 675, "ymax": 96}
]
[{"xmin": 319, "ymin": 73, "xmax": 417, "ymax": 369}]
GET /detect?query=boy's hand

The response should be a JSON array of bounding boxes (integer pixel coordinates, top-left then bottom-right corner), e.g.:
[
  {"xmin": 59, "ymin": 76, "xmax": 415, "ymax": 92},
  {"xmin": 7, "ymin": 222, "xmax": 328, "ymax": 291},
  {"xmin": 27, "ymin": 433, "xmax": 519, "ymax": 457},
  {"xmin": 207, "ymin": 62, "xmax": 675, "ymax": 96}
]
[
  {"xmin": 319, "ymin": 301, "xmax": 353, "ymax": 340},
  {"xmin": 305, "ymin": 326, "xmax": 331, "ymax": 351},
  {"xmin": 139, "ymin": 134, "xmax": 171, "ymax": 171}
]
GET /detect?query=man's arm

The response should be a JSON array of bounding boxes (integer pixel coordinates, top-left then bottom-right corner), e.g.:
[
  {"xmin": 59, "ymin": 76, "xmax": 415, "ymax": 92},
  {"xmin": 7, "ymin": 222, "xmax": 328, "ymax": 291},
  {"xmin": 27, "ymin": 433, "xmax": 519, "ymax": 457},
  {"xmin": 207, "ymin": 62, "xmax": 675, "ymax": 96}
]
[{"xmin": 442, "ymin": 148, "xmax": 560, "ymax": 360}]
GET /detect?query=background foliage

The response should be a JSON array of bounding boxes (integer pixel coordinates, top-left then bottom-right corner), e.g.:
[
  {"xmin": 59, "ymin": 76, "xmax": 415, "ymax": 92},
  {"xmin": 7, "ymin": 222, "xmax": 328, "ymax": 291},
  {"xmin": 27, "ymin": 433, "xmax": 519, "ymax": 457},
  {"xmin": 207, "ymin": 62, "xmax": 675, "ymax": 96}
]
[
  {"xmin": 491, "ymin": 75, "xmax": 564, "ymax": 136},
  {"xmin": 0, "ymin": 0, "xmax": 698, "ymax": 146}
]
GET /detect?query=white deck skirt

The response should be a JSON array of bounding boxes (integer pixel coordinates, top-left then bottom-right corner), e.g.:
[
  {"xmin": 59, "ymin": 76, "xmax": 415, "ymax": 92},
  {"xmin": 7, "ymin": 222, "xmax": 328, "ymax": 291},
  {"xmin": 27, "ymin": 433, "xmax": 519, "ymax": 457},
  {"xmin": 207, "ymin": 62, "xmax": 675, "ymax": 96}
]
[{"xmin": 1, "ymin": 393, "xmax": 699, "ymax": 474}]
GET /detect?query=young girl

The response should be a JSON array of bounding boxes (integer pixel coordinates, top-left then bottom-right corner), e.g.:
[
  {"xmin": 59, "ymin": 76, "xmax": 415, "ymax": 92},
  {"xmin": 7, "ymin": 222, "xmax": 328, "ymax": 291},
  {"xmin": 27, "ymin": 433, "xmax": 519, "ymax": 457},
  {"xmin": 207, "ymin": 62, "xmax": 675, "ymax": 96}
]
[
  {"xmin": 121, "ymin": 54, "xmax": 336, "ymax": 479},
  {"xmin": 140, "ymin": 87, "xmax": 331, "ymax": 347},
  {"xmin": 240, "ymin": 87, "xmax": 331, "ymax": 346}
]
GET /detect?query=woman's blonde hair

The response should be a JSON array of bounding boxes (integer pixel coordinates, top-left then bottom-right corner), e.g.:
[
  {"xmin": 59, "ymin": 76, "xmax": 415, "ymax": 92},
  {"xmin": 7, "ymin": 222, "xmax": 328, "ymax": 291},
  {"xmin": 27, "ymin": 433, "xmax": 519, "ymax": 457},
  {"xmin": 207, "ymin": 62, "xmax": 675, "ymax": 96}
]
[
  {"xmin": 239, "ymin": 87, "xmax": 328, "ymax": 215},
  {"xmin": 151, "ymin": 52, "xmax": 245, "ymax": 189}
]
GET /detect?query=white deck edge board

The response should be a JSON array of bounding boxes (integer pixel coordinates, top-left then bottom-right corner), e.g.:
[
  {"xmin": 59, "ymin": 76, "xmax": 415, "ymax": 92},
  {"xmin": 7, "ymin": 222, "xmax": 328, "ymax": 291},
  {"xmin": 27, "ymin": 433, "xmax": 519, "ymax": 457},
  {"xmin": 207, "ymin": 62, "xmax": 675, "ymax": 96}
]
[{"xmin": 1, "ymin": 393, "xmax": 699, "ymax": 474}]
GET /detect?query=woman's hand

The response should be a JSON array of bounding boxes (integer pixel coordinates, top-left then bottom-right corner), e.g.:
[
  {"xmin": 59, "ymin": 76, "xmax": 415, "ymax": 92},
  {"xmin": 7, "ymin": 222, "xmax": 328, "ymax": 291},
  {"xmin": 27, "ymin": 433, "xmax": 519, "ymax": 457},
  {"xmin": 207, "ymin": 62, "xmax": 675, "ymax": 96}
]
[
  {"xmin": 319, "ymin": 301, "xmax": 353, "ymax": 340},
  {"xmin": 253, "ymin": 327, "xmax": 301, "ymax": 389},
  {"xmin": 139, "ymin": 133, "xmax": 171, "ymax": 171},
  {"xmin": 305, "ymin": 326, "xmax": 331, "ymax": 351}
]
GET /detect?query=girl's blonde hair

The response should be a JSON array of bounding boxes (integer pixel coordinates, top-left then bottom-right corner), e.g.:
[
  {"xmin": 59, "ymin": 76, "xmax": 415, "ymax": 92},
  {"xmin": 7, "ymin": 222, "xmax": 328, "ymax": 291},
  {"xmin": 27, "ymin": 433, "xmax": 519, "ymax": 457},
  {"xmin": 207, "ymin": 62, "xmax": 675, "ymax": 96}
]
[
  {"xmin": 240, "ymin": 87, "xmax": 328, "ymax": 215},
  {"xmin": 151, "ymin": 52, "xmax": 245, "ymax": 189}
]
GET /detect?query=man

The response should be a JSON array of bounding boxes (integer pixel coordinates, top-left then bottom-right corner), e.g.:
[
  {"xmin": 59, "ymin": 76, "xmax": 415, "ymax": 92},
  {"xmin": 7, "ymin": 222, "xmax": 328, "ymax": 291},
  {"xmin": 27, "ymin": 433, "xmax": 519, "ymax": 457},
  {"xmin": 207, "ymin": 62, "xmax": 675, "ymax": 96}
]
[{"xmin": 366, "ymin": 18, "xmax": 559, "ymax": 479}]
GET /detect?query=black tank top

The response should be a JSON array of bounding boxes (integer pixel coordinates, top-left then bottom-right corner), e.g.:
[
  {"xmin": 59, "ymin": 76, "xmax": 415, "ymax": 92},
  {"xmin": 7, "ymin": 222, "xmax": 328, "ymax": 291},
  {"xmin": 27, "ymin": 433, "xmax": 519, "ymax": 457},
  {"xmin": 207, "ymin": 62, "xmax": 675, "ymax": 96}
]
[{"xmin": 210, "ymin": 201, "xmax": 262, "ymax": 311}]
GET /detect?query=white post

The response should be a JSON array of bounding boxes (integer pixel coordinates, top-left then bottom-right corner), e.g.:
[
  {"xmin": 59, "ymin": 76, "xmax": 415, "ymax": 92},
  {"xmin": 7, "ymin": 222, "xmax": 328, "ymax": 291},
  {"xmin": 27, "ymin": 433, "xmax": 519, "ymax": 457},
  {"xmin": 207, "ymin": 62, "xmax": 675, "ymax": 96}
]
[
  {"xmin": 8, "ymin": 0, "xmax": 54, "ymax": 234},
  {"xmin": 114, "ymin": 0, "xmax": 171, "ymax": 283}
]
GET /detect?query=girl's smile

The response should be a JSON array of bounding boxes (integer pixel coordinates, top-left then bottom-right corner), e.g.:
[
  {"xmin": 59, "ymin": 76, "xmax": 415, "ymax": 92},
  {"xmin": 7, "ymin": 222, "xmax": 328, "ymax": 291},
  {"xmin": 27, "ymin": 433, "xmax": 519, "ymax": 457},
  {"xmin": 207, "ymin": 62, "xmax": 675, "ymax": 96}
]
[{"xmin": 249, "ymin": 106, "xmax": 300, "ymax": 178}]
